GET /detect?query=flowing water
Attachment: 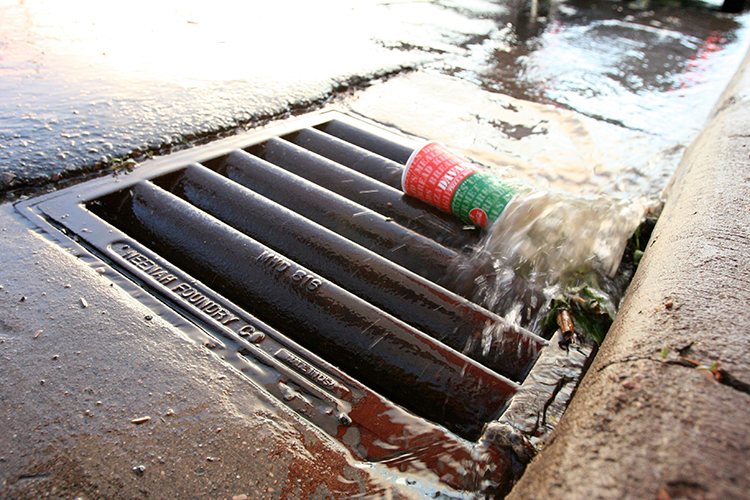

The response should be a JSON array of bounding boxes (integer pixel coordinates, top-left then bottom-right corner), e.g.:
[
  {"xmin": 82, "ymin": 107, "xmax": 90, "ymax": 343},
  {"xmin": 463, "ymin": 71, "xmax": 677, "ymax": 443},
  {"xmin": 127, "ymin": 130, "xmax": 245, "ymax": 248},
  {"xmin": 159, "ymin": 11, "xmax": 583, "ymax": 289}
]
[
  {"xmin": 458, "ymin": 185, "xmax": 649, "ymax": 337},
  {"xmin": 341, "ymin": 2, "xmax": 750, "ymax": 491},
  {"xmin": 346, "ymin": 0, "xmax": 750, "ymax": 343}
]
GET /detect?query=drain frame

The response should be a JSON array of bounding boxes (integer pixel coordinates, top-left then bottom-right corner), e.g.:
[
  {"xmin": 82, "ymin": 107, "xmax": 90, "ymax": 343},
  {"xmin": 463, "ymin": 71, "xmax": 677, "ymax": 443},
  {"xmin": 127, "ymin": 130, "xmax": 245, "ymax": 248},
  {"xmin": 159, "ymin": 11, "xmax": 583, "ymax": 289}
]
[{"xmin": 16, "ymin": 109, "xmax": 594, "ymax": 495}]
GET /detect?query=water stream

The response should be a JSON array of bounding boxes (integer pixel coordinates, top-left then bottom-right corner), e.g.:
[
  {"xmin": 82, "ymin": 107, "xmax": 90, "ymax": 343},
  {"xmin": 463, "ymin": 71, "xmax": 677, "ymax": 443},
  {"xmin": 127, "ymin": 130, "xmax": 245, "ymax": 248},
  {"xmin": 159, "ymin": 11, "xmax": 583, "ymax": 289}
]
[
  {"xmin": 348, "ymin": 0, "xmax": 750, "ymax": 343},
  {"xmin": 342, "ymin": 2, "xmax": 750, "ymax": 494},
  {"xmin": 456, "ymin": 185, "xmax": 649, "ymax": 338}
]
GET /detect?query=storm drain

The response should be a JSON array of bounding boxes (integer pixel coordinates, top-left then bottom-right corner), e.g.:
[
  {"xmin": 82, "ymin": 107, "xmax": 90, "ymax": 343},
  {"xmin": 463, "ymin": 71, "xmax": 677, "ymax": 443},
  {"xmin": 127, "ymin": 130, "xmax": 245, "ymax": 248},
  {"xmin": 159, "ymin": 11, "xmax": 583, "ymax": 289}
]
[{"xmin": 17, "ymin": 111, "xmax": 594, "ymax": 495}]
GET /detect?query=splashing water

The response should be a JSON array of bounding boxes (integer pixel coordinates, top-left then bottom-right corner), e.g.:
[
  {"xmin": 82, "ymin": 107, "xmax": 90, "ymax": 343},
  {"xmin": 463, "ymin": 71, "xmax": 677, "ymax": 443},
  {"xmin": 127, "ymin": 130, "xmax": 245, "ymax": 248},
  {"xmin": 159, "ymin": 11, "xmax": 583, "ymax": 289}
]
[
  {"xmin": 486, "ymin": 189, "xmax": 648, "ymax": 280},
  {"xmin": 453, "ymin": 186, "xmax": 651, "ymax": 337}
]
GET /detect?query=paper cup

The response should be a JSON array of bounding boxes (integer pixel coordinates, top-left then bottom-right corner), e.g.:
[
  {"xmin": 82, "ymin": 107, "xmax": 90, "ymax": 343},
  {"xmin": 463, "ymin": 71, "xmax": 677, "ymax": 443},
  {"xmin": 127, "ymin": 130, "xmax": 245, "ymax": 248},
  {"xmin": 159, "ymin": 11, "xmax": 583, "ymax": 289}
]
[{"xmin": 402, "ymin": 141, "xmax": 518, "ymax": 228}]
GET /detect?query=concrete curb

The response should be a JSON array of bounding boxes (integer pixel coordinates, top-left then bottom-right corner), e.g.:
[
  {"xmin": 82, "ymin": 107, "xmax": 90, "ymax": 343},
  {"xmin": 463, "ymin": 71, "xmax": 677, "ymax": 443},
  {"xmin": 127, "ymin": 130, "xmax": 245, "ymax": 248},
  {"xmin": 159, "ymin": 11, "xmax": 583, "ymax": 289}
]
[{"xmin": 507, "ymin": 47, "xmax": 750, "ymax": 499}]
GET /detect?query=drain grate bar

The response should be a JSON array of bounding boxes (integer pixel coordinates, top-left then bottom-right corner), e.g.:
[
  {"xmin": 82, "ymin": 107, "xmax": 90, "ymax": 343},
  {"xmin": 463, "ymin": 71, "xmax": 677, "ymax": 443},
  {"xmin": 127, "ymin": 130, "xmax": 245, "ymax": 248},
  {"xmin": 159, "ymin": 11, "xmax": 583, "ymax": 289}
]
[
  {"xmin": 90, "ymin": 234, "xmax": 498, "ymax": 490},
  {"xmin": 90, "ymin": 180, "xmax": 519, "ymax": 440},
  {"xmin": 252, "ymin": 138, "xmax": 477, "ymax": 249},
  {"xmin": 318, "ymin": 119, "xmax": 415, "ymax": 164},
  {"xmin": 154, "ymin": 163, "xmax": 544, "ymax": 381},
  {"xmin": 219, "ymin": 149, "xmax": 465, "ymax": 286},
  {"xmin": 289, "ymin": 127, "xmax": 405, "ymax": 189}
]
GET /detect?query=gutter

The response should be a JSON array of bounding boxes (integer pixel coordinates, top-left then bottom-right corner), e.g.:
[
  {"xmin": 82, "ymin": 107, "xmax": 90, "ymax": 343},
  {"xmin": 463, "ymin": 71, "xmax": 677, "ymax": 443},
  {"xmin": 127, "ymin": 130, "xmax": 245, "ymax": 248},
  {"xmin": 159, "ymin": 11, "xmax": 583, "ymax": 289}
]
[{"xmin": 507, "ymin": 46, "xmax": 750, "ymax": 500}]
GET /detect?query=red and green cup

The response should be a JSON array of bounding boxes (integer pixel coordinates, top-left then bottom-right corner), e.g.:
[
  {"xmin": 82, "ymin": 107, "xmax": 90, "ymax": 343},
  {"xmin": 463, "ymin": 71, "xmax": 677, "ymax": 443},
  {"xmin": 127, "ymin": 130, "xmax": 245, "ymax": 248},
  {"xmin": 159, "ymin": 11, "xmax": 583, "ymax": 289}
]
[{"xmin": 402, "ymin": 141, "xmax": 519, "ymax": 228}]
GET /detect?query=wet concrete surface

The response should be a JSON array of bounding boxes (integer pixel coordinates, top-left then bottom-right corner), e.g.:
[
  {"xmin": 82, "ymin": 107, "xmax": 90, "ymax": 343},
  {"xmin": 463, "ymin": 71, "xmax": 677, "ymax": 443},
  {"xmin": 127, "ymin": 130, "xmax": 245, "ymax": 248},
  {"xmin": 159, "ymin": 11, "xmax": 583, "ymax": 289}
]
[
  {"xmin": 0, "ymin": 0, "xmax": 423, "ymax": 192},
  {"xmin": 344, "ymin": 0, "xmax": 750, "ymax": 201},
  {"xmin": 2, "ymin": 0, "xmax": 750, "ymax": 498}
]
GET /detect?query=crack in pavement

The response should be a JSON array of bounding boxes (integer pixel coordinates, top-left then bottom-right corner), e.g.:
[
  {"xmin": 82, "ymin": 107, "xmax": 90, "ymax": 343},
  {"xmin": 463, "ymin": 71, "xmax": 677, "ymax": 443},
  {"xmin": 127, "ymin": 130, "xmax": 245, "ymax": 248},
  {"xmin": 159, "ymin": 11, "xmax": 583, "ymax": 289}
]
[
  {"xmin": 717, "ymin": 369, "xmax": 750, "ymax": 396},
  {"xmin": 594, "ymin": 355, "xmax": 651, "ymax": 373},
  {"xmin": 662, "ymin": 357, "xmax": 750, "ymax": 397},
  {"xmin": 595, "ymin": 354, "xmax": 750, "ymax": 398},
  {"xmin": 532, "ymin": 375, "xmax": 575, "ymax": 435}
]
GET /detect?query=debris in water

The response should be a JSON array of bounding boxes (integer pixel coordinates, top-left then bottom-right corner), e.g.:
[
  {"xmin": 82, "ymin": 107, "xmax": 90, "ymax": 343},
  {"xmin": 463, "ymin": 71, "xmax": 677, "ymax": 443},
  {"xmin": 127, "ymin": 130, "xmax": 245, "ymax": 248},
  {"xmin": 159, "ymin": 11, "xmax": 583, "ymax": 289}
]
[
  {"xmin": 131, "ymin": 416, "xmax": 151, "ymax": 425},
  {"xmin": 662, "ymin": 354, "xmax": 723, "ymax": 382},
  {"xmin": 481, "ymin": 422, "xmax": 537, "ymax": 464},
  {"xmin": 696, "ymin": 360, "xmax": 722, "ymax": 382},
  {"xmin": 555, "ymin": 308, "xmax": 577, "ymax": 349},
  {"xmin": 34, "ymin": 329, "xmax": 43, "ymax": 339},
  {"xmin": 633, "ymin": 249, "xmax": 645, "ymax": 265},
  {"xmin": 403, "ymin": 141, "xmax": 523, "ymax": 228},
  {"xmin": 556, "ymin": 310, "xmax": 574, "ymax": 339}
]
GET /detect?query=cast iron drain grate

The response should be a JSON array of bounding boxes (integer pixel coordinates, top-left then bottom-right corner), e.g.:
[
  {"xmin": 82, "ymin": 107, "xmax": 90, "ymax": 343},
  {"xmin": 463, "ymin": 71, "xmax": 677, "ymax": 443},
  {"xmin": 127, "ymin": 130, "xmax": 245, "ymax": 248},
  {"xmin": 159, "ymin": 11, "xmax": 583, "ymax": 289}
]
[{"xmin": 17, "ymin": 110, "xmax": 594, "ymax": 495}]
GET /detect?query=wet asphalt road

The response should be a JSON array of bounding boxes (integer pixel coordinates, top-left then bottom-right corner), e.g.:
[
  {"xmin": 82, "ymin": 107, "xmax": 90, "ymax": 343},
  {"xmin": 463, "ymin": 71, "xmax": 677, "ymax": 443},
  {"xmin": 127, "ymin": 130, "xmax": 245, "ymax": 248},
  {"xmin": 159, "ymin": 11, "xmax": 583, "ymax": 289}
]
[{"xmin": 1, "ymin": 0, "xmax": 748, "ymax": 201}]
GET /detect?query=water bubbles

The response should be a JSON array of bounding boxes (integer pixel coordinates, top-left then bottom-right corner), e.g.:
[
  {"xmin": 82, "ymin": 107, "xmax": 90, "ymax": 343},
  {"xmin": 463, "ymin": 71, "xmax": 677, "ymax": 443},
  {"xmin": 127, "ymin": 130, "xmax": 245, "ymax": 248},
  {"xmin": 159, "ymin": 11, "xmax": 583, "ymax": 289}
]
[
  {"xmin": 486, "ymin": 190, "xmax": 647, "ymax": 279},
  {"xmin": 453, "ymin": 187, "xmax": 649, "ymax": 335}
]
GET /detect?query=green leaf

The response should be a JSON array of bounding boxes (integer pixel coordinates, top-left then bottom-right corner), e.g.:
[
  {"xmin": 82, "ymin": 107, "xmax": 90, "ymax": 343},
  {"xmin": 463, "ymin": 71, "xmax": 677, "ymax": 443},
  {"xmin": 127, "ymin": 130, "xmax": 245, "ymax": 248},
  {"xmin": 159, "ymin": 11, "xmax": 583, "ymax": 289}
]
[{"xmin": 633, "ymin": 249, "xmax": 644, "ymax": 266}]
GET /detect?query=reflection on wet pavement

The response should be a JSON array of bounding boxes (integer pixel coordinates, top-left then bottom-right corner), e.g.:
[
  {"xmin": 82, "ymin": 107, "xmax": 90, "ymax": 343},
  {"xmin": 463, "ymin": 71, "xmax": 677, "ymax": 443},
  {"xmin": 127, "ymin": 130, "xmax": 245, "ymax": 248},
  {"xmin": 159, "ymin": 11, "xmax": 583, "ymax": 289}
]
[
  {"xmin": 2, "ymin": 1, "xmax": 750, "ymax": 497},
  {"xmin": 1, "ymin": 0, "xmax": 748, "ymax": 201},
  {"xmin": 0, "ymin": 0, "xmax": 423, "ymax": 190},
  {"xmin": 349, "ymin": 0, "xmax": 749, "ymax": 201}
]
